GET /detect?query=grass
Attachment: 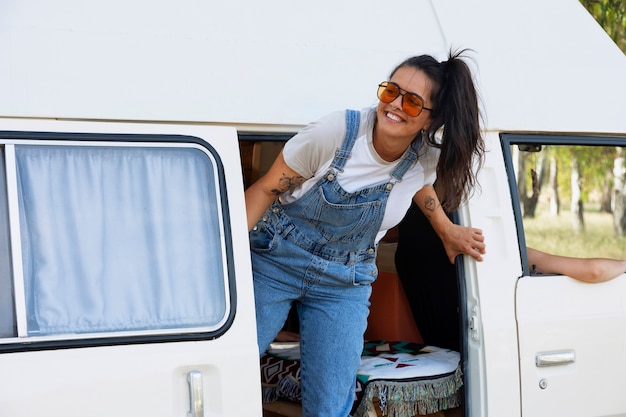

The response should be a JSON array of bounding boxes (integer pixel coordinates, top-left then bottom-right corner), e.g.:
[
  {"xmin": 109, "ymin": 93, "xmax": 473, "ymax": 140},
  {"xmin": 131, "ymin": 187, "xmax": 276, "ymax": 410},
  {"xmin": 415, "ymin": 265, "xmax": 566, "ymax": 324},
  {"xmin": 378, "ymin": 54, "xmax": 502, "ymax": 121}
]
[{"xmin": 523, "ymin": 206, "xmax": 626, "ymax": 259}]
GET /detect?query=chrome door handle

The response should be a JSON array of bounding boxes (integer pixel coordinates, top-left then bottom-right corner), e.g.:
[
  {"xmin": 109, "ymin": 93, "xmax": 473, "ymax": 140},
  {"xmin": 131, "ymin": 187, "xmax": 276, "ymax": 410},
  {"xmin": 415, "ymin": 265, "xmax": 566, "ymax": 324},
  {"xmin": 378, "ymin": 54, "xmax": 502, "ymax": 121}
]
[
  {"xmin": 187, "ymin": 370, "xmax": 204, "ymax": 417},
  {"xmin": 535, "ymin": 350, "xmax": 575, "ymax": 367}
]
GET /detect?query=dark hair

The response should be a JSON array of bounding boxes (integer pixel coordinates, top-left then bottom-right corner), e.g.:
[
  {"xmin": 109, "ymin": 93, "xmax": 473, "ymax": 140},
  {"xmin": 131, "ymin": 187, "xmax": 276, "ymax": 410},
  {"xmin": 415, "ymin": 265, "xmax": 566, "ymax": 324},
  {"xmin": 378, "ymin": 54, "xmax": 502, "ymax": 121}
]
[{"xmin": 390, "ymin": 49, "xmax": 485, "ymax": 212}]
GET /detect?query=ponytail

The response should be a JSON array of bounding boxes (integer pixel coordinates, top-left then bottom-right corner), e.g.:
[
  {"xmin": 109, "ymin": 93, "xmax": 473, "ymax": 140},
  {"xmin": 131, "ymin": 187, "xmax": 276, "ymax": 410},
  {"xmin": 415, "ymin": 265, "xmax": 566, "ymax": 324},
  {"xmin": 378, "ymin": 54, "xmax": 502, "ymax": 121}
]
[{"xmin": 391, "ymin": 49, "xmax": 485, "ymax": 212}]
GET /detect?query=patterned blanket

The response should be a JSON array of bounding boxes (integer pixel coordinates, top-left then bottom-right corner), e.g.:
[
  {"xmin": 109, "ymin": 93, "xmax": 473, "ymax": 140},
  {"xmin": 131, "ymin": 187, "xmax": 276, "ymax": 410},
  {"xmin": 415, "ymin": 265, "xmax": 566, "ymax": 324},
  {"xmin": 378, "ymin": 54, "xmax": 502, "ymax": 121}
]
[{"xmin": 260, "ymin": 340, "xmax": 462, "ymax": 417}]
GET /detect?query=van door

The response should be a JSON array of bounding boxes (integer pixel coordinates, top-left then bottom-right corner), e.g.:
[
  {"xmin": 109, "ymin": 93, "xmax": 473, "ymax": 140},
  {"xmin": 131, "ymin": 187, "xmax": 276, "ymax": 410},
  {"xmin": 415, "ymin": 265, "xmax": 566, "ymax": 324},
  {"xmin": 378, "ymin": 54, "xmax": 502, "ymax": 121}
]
[
  {"xmin": 0, "ymin": 119, "xmax": 262, "ymax": 417},
  {"xmin": 504, "ymin": 134, "xmax": 626, "ymax": 417}
]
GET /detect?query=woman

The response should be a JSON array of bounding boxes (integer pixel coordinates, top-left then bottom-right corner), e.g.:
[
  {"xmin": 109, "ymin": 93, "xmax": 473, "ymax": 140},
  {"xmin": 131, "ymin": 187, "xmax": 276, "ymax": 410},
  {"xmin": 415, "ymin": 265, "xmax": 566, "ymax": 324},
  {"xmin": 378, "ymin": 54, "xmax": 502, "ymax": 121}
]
[{"xmin": 245, "ymin": 50, "xmax": 486, "ymax": 417}]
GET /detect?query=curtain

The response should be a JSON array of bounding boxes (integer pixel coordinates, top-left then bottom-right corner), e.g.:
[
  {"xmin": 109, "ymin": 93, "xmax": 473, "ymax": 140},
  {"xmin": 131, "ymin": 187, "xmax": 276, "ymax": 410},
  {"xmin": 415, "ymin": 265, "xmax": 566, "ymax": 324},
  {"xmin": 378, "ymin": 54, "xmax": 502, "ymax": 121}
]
[{"xmin": 15, "ymin": 145, "xmax": 227, "ymax": 335}]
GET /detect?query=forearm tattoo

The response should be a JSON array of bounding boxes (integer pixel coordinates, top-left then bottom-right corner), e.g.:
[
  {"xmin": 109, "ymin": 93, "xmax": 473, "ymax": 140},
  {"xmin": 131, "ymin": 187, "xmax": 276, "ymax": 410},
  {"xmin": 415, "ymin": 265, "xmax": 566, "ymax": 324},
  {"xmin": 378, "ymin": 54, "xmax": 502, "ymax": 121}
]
[{"xmin": 271, "ymin": 173, "xmax": 305, "ymax": 196}]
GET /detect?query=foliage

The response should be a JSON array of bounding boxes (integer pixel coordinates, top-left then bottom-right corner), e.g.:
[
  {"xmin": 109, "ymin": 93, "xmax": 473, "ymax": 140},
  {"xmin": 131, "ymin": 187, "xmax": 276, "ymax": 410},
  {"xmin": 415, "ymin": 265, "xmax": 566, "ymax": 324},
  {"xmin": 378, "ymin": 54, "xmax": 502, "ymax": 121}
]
[
  {"xmin": 549, "ymin": 145, "xmax": 619, "ymax": 203},
  {"xmin": 580, "ymin": 0, "xmax": 626, "ymax": 53},
  {"xmin": 520, "ymin": 145, "xmax": 620, "ymax": 205}
]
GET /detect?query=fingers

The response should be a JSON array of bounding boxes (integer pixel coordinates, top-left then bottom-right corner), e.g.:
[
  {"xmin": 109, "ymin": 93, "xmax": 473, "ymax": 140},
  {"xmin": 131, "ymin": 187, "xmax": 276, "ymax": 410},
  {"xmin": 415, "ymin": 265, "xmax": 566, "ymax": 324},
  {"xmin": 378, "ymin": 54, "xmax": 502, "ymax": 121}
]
[
  {"xmin": 444, "ymin": 226, "xmax": 486, "ymax": 263},
  {"xmin": 446, "ymin": 247, "xmax": 485, "ymax": 264},
  {"xmin": 473, "ymin": 239, "xmax": 487, "ymax": 254},
  {"xmin": 469, "ymin": 247, "xmax": 484, "ymax": 262},
  {"xmin": 471, "ymin": 227, "xmax": 484, "ymax": 236},
  {"xmin": 469, "ymin": 232, "xmax": 486, "ymax": 261},
  {"xmin": 456, "ymin": 246, "xmax": 486, "ymax": 262}
]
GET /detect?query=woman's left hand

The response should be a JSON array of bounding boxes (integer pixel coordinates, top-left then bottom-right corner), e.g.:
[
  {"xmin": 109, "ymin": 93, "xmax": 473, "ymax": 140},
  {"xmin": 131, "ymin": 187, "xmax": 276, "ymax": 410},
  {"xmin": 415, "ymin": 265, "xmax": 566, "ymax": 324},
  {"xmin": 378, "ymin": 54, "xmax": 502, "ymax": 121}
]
[{"xmin": 440, "ymin": 224, "xmax": 486, "ymax": 263}]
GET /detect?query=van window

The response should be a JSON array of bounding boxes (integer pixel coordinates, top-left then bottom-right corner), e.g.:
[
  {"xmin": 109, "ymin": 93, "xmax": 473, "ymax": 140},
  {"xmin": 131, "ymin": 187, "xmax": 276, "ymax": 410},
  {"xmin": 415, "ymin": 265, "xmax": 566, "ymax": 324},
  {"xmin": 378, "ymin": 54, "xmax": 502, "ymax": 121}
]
[
  {"xmin": 502, "ymin": 134, "xmax": 626, "ymax": 275},
  {"xmin": 0, "ymin": 134, "xmax": 233, "ymax": 348}
]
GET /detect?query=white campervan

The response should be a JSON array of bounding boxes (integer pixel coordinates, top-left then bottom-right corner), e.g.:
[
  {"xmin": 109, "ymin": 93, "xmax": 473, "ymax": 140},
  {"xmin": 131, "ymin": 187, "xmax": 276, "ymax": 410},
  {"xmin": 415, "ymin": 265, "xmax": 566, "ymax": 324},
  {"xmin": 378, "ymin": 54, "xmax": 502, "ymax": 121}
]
[{"xmin": 1, "ymin": 0, "xmax": 626, "ymax": 416}]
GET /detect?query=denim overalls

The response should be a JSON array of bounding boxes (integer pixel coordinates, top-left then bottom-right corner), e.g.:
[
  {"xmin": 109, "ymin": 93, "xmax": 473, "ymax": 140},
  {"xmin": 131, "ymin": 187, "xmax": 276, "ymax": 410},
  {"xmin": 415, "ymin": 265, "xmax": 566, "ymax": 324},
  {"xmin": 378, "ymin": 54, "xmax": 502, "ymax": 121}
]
[{"xmin": 250, "ymin": 110, "xmax": 419, "ymax": 417}]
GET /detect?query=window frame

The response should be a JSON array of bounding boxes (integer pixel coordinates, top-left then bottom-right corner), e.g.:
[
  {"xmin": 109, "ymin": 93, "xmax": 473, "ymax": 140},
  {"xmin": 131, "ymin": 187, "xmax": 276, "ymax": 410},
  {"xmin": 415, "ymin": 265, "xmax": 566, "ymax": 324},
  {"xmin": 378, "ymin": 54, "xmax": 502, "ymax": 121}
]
[
  {"xmin": 0, "ymin": 130, "xmax": 237, "ymax": 352},
  {"xmin": 501, "ymin": 133, "xmax": 626, "ymax": 277},
  {"xmin": 0, "ymin": 146, "xmax": 15, "ymax": 339}
]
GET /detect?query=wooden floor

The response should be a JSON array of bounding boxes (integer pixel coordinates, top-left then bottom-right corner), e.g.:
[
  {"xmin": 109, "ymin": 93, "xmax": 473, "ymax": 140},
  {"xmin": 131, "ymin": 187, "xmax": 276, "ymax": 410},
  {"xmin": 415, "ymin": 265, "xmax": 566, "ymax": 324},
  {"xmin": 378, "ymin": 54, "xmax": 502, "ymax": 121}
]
[{"xmin": 262, "ymin": 400, "xmax": 302, "ymax": 417}]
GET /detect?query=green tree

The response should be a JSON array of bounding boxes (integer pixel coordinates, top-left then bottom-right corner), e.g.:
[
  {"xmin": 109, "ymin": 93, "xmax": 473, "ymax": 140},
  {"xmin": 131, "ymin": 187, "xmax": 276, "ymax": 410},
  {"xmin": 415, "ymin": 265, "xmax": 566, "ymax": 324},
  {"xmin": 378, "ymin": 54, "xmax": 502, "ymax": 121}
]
[{"xmin": 580, "ymin": 0, "xmax": 626, "ymax": 53}]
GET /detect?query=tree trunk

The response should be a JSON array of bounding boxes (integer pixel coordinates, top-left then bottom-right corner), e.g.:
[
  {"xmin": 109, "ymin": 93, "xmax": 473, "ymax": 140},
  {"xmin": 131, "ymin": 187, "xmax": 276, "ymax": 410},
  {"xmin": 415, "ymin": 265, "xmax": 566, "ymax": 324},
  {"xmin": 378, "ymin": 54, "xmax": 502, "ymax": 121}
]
[
  {"xmin": 523, "ymin": 155, "xmax": 546, "ymax": 218},
  {"xmin": 612, "ymin": 147, "xmax": 626, "ymax": 236},
  {"xmin": 549, "ymin": 156, "xmax": 560, "ymax": 216},
  {"xmin": 516, "ymin": 148, "xmax": 528, "ymax": 214},
  {"xmin": 570, "ymin": 158, "xmax": 584, "ymax": 232},
  {"xmin": 600, "ymin": 170, "xmax": 613, "ymax": 213}
]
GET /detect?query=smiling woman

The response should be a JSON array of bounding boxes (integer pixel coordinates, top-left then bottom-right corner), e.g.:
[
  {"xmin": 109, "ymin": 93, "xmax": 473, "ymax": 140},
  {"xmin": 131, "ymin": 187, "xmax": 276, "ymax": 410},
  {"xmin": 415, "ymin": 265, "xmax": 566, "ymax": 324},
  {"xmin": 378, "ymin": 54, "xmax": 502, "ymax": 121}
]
[{"xmin": 245, "ymin": 49, "xmax": 486, "ymax": 417}]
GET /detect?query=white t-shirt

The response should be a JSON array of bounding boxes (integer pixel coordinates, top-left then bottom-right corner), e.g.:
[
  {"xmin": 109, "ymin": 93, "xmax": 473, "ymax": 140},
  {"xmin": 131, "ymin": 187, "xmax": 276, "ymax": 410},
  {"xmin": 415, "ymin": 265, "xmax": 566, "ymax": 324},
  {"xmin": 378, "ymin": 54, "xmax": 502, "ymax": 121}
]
[{"xmin": 282, "ymin": 107, "xmax": 440, "ymax": 243}]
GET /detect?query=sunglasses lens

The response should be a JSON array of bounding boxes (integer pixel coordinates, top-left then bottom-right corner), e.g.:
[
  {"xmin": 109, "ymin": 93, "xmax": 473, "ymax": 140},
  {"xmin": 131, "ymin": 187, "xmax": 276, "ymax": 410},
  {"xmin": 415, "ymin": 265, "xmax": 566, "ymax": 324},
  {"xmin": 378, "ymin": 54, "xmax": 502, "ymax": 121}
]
[
  {"xmin": 378, "ymin": 82, "xmax": 425, "ymax": 117},
  {"xmin": 402, "ymin": 94, "xmax": 424, "ymax": 117},
  {"xmin": 377, "ymin": 82, "xmax": 399, "ymax": 103}
]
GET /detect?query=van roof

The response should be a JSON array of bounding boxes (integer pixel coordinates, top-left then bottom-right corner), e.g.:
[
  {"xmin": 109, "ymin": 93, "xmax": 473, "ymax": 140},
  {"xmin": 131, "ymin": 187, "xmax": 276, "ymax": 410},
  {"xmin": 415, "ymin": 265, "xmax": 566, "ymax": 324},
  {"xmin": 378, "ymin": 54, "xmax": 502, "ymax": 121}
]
[{"xmin": 1, "ymin": 0, "xmax": 625, "ymax": 134}]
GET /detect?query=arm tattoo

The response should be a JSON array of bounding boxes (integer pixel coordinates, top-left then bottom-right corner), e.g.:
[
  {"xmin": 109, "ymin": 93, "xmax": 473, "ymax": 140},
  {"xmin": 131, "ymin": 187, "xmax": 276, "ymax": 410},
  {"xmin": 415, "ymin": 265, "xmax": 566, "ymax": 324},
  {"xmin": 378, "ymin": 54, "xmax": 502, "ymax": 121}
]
[
  {"xmin": 424, "ymin": 196, "xmax": 438, "ymax": 212},
  {"xmin": 270, "ymin": 173, "xmax": 305, "ymax": 196}
]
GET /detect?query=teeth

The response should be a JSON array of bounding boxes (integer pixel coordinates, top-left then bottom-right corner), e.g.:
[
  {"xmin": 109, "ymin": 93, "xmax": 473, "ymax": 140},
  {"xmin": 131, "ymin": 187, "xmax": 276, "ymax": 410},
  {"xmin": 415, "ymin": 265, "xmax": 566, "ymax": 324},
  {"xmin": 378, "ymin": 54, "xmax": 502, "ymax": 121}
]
[{"xmin": 386, "ymin": 112, "xmax": 402, "ymax": 122}]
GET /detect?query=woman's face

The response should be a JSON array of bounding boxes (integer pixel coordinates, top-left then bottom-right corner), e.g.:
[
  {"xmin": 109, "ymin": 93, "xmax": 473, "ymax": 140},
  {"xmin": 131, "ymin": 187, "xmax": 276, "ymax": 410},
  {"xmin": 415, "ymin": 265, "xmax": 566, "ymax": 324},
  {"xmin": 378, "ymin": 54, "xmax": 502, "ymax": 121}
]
[{"xmin": 375, "ymin": 66, "xmax": 434, "ymax": 143}]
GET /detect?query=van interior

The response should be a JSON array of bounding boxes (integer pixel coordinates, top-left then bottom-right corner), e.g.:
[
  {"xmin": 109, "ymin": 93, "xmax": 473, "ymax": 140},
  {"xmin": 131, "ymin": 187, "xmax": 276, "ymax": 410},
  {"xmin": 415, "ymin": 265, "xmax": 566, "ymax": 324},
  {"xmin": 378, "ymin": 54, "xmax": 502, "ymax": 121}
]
[{"xmin": 239, "ymin": 137, "xmax": 464, "ymax": 417}]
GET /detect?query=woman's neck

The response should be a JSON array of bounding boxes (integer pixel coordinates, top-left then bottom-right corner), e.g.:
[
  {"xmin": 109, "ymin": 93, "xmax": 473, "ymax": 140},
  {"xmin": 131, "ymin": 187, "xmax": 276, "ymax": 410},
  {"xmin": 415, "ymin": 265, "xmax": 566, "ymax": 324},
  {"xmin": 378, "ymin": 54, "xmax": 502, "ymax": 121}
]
[{"xmin": 372, "ymin": 130, "xmax": 413, "ymax": 162}]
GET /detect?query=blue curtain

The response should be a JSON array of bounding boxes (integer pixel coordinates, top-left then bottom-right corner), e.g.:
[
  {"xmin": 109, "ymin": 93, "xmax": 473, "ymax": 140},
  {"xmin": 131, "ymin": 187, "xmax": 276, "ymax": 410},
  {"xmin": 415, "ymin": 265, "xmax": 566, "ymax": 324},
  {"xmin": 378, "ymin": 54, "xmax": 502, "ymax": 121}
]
[{"xmin": 15, "ymin": 145, "xmax": 227, "ymax": 335}]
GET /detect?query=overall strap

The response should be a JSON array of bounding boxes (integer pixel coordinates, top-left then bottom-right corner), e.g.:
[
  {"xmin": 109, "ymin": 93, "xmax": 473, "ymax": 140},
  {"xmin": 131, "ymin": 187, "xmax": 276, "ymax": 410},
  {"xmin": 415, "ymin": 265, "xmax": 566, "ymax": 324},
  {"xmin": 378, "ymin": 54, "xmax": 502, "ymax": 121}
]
[{"xmin": 330, "ymin": 109, "xmax": 361, "ymax": 173}]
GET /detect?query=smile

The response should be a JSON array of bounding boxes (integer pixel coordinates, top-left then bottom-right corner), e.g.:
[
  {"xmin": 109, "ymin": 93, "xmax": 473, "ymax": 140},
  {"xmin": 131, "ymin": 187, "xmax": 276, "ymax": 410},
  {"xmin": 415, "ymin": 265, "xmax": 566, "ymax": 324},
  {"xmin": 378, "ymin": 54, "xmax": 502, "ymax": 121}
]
[{"xmin": 386, "ymin": 112, "xmax": 403, "ymax": 122}]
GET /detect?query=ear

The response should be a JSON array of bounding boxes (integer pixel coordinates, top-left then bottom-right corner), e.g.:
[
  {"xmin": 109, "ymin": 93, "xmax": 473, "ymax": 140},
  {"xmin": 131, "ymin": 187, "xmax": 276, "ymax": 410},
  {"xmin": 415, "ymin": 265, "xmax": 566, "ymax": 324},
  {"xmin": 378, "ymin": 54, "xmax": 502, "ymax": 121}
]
[{"xmin": 423, "ymin": 113, "xmax": 435, "ymax": 131}]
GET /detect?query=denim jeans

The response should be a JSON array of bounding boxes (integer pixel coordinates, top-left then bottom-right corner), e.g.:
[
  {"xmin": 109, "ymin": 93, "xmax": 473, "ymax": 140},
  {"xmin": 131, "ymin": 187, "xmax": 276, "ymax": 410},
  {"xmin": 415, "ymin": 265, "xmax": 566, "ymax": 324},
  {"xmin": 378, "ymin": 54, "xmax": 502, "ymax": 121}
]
[
  {"xmin": 252, "ymin": 233, "xmax": 375, "ymax": 416},
  {"xmin": 250, "ymin": 110, "xmax": 418, "ymax": 417}
]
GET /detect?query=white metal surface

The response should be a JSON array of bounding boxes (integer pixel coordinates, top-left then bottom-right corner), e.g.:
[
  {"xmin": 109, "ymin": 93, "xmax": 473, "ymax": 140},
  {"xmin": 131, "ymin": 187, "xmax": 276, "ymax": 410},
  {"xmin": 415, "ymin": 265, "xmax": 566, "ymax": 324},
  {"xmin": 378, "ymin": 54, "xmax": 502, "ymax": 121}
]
[
  {"xmin": 432, "ymin": 0, "xmax": 626, "ymax": 134},
  {"xmin": 2, "ymin": 0, "xmax": 625, "ymax": 134},
  {"xmin": 462, "ymin": 131, "xmax": 525, "ymax": 417},
  {"xmin": 0, "ymin": 119, "xmax": 261, "ymax": 417},
  {"xmin": 0, "ymin": 0, "xmax": 443, "ymax": 128},
  {"xmin": 516, "ymin": 275, "xmax": 626, "ymax": 416}
]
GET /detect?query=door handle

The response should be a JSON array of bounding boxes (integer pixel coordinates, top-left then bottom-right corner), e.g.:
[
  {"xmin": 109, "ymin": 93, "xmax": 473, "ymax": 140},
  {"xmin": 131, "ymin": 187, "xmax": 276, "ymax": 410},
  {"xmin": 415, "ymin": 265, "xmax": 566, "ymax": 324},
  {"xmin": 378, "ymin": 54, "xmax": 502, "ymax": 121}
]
[
  {"xmin": 535, "ymin": 350, "xmax": 575, "ymax": 367},
  {"xmin": 187, "ymin": 370, "xmax": 204, "ymax": 417}
]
